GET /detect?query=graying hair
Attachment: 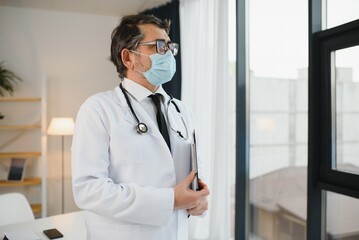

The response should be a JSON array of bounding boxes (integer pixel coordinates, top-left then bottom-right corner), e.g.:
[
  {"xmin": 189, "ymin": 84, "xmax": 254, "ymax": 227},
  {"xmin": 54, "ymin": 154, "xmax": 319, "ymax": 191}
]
[{"xmin": 110, "ymin": 15, "xmax": 171, "ymax": 79}]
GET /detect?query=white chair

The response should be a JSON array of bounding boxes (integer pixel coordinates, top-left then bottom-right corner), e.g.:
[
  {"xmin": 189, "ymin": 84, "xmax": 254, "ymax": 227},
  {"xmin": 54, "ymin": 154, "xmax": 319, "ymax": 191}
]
[{"xmin": 0, "ymin": 192, "xmax": 35, "ymax": 226}]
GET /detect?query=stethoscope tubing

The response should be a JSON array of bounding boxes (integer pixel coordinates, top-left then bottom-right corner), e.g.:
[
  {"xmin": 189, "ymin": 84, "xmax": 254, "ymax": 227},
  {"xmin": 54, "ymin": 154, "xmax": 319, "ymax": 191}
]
[
  {"xmin": 120, "ymin": 83, "xmax": 148, "ymax": 133},
  {"xmin": 119, "ymin": 83, "xmax": 187, "ymax": 138}
]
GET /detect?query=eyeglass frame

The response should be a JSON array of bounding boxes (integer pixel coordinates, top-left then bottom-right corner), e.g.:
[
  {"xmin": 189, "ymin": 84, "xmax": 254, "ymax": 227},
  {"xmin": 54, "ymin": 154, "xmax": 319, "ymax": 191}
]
[{"xmin": 138, "ymin": 39, "xmax": 179, "ymax": 56}]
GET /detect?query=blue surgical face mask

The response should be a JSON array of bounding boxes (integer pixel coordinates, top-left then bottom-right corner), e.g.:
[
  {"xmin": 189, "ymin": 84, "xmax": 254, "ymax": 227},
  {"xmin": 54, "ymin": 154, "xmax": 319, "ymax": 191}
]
[{"xmin": 132, "ymin": 50, "xmax": 176, "ymax": 86}]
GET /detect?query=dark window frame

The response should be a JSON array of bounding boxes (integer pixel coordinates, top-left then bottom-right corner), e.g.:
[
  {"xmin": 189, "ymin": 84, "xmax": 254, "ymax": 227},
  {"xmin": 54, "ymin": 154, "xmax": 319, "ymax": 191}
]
[
  {"xmin": 235, "ymin": 0, "xmax": 249, "ymax": 239},
  {"xmin": 315, "ymin": 19, "xmax": 359, "ymax": 198}
]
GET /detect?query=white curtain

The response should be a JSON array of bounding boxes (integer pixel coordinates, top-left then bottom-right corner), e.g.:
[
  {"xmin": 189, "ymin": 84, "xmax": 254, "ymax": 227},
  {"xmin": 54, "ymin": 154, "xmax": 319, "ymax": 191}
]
[{"xmin": 180, "ymin": 0, "xmax": 231, "ymax": 239}]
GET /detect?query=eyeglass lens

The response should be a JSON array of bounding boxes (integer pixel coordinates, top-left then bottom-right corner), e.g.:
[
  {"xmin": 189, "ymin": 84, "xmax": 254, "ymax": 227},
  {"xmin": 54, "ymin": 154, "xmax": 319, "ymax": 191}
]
[{"xmin": 157, "ymin": 40, "xmax": 179, "ymax": 56}]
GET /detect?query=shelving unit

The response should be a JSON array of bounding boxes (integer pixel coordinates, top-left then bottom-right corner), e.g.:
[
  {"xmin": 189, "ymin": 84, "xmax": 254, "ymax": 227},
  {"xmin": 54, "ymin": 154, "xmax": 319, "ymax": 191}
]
[
  {"xmin": 0, "ymin": 125, "xmax": 41, "ymax": 130},
  {"xmin": 0, "ymin": 97, "xmax": 41, "ymax": 102},
  {"xmin": 0, "ymin": 76, "xmax": 47, "ymax": 217},
  {"xmin": 0, "ymin": 178, "xmax": 41, "ymax": 187},
  {"xmin": 0, "ymin": 152, "xmax": 41, "ymax": 158}
]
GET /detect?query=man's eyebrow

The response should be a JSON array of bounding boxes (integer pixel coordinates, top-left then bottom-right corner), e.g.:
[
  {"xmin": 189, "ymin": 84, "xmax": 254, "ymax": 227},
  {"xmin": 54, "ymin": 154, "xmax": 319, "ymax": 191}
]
[
  {"xmin": 141, "ymin": 39, "xmax": 172, "ymax": 44},
  {"xmin": 159, "ymin": 39, "xmax": 173, "ymax": 43}
]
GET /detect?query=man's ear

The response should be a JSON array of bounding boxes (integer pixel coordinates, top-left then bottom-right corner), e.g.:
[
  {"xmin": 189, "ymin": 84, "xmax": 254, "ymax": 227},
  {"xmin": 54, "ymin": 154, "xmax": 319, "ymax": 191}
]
[{"xmin": 121, "ymin": 48, "xmax": 133, "ymax": 69}]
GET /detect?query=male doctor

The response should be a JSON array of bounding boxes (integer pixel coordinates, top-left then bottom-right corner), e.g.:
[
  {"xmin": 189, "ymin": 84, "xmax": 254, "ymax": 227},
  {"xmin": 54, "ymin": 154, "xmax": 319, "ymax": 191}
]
[{"xmin": 72, "ymin": 14, "xmax": 209, "ymax": 240}]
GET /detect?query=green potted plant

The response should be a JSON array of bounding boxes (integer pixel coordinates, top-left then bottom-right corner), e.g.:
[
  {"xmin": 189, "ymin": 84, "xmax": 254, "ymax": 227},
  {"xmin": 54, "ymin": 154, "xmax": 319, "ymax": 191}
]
[{"xmin": 0, "ymin": 61, "xmax": 22, "ymax": 119}]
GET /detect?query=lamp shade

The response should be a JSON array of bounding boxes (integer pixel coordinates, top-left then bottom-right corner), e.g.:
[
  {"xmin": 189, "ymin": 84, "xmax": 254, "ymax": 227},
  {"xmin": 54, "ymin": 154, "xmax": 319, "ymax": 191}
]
[{"xmin": 47, "ymin": 118, "xmax": 75, "ymax": 135}]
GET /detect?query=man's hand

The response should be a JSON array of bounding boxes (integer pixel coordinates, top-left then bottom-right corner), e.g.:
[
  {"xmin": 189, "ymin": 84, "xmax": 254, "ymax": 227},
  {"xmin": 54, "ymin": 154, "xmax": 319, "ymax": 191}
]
[{"xmin": 174, "ymin": 171, "xmax": 210, "ymax": 216}]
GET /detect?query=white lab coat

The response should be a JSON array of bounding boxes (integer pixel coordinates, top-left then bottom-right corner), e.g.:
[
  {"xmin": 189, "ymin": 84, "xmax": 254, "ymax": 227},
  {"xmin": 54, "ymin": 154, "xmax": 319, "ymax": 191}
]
[{"xmin": 72, "ymin": 86, "xmax": 195, "ymax": 240}]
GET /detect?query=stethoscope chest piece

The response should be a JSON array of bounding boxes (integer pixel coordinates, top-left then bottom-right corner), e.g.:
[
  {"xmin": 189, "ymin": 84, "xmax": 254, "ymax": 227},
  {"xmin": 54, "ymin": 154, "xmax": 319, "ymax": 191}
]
[
  {"xmin": 120, "ymin": 82, "xmax": 187, "ymax": 138},
  {"xmin": 136, "ymin": 122, "xmax": 148, "ymax": 134}
]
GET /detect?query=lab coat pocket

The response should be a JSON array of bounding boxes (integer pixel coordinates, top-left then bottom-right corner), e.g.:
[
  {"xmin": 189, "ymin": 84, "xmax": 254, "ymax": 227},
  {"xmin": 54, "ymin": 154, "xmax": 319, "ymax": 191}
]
[{"xmin": 110, "ymin": 122, "xmax": 144, "ymax": 165}]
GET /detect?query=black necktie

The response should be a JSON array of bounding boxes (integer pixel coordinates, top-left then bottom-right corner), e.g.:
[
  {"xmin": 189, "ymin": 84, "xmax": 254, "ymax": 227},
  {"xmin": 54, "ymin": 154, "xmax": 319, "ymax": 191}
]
[{"xmin": 149, "ymin": 94, "xmax": 171, "ymax": 151}]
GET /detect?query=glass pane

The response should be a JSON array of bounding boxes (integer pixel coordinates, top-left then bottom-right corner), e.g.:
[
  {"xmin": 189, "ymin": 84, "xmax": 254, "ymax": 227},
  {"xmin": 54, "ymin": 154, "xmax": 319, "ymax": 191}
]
[
  {"xmin": 334, "ymin": 46, "xmax": 359, "ymax": 174},
  {"xmin": 326, "ymin": 191, "xmax": 359, "ymax": 240},
  {"xmin": 327, "ymin": 0, "xmax": 359, "ymax": 29},
  {"xmin": 248, "ymin": 0, "xmax": 308, "ymax": 239}
]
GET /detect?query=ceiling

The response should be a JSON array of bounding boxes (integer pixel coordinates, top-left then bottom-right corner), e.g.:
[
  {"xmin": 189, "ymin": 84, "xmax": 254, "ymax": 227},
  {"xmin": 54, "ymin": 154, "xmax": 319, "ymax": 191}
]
[{"xmin": 0, "ymin": 0, "xmax": 170, "ymax": 17}]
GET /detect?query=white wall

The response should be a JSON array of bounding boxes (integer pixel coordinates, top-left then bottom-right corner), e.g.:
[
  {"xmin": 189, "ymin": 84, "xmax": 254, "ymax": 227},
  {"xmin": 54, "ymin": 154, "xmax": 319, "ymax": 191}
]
[{"xmin": 0, "ymin": 6, "xmax": 120, "ymax": 216}]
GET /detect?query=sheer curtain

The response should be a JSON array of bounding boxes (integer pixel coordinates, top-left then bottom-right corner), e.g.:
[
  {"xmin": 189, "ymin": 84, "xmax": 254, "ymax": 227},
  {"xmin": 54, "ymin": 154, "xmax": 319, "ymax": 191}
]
[{"xmin": 180, "ymin": 0, "xmax": 231, "ymax": 239}]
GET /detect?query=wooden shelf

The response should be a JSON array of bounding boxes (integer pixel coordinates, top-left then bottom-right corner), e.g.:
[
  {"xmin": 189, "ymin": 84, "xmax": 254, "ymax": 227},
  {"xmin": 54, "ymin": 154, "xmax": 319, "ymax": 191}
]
[
  {"xmin": 0, "ymin": 125, "xmax": 41, "ymax": 130},
  {"xmin": 0, "ymin": 90, "xmax": 47, "ymax": 217},
  {"xmin": 31, "ymin": 203, "xmax": 42, "ymax": 214},
  {"xmin": 0, "ymin": 178, "xmax": 41, "ymax": 187},
  {"xmin": 0, "ymin": 152, "xmax": 41, "ymax": 159},
  {"xmin": 0, "ymin": 97, "xmax": 41, "ymax": 102}
]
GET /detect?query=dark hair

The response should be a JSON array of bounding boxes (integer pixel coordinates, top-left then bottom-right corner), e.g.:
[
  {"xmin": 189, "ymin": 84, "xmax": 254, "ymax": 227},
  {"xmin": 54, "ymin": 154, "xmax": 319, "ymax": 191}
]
[{"xmin": 110, "ymin": 14, "xmax": 171, "ymax": 79}]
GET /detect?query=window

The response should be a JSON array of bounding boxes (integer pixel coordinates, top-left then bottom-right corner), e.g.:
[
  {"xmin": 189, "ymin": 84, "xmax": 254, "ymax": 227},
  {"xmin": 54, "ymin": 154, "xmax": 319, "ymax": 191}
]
[
  {"xmin": 248, "ymin": 0, "xmax": 308, "ymax": 239},
  {"xmin": 308, "ymin": 0, "xmax": 359, "ymax": 238},
  {"xmin": 333, "ymin": 46, "xmax": 359, "ymax": 174},
  {"xmin": 315, "ymin": 19, "xmax": 359, "ymax": 192},
  {"xmin": 236, "ymin": 0, "xmax": 359, "ymax": 238},
  {"xmin": 326, "ymin": 192, "xmax": 359, "ymax": 240},
  {"xmin": 327, "ymin": 0, "xmax": 359, "ymax": 29}
]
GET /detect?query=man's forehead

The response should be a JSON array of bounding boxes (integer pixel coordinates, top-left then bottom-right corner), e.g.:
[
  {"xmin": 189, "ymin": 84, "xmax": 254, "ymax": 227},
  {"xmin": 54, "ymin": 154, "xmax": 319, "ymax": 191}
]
[{"xmin": 138, "ymin": 24, "xmax": 170, "ymax": 41}]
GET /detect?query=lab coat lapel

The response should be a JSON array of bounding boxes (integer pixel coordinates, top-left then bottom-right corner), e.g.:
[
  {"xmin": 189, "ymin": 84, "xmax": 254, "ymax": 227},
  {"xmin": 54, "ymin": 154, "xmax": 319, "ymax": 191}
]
[
  {"xmin": 113, "ymin": 87, "xmax": 172, "ymax": 156},
  {"xmin": 112, "ymin": 87, "xmax": 137, "ymax": 125}
]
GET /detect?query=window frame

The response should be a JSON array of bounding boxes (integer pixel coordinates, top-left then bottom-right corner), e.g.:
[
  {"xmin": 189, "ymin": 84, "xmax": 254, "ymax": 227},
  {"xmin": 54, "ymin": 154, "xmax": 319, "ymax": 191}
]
[
  {"xmin": 235, "ymin": 0, "xmax": 250, "ymax": 239},
  {"xmin": 315, "ymin": 19, "xmax": 359, "ymax": 198}
]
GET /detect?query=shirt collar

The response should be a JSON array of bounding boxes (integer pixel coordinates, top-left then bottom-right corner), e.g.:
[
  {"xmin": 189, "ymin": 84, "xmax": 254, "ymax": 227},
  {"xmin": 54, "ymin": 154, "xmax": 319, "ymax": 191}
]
[
  {"xmin": 154, "ymin": 85, "xmax": 170, "ymax": 103},
  {"xmin": 122, "ymin": 78, "xmax": 170, "ymax": 103}
]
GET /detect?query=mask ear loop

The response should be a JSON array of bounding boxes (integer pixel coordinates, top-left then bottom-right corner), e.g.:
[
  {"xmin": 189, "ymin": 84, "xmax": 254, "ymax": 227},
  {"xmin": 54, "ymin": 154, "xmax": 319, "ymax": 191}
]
[
  {"xmin": 119, "ymin": 83, "xmax": 148, "ymax": 134},
  {"xmin": 130, "ymin": 50, "xmax": 151, "ymax": 74}
]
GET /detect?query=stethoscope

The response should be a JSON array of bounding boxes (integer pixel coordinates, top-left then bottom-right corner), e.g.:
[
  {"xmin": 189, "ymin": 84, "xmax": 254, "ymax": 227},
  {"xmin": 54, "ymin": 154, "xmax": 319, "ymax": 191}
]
[{"xmin": 119, "ymin": 83, "xmax": 189, "ymax": 139}]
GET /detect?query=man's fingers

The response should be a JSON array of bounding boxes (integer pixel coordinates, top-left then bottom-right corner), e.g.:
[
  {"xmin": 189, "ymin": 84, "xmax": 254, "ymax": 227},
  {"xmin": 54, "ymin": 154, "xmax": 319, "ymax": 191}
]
[
  {"xmin": 198, "ymin": 179, "xmax": 207, "ymax": 189},
  {"xmin": 197, "ymin": 181, "xmax": 210, "ymax": 196},
  {"xmin": 188, "ymin": 199, "xmax": 208, "ymax": 216},
  {"xmin": 183, "ymin": 171, "xmax": 196, "ymax": 186}
]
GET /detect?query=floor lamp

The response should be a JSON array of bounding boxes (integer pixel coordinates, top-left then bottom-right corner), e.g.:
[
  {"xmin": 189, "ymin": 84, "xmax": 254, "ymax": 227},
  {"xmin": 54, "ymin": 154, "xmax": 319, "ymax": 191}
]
[{"xmin": 47, "ymin": 117, "xmax": 75, "ymax": 214}]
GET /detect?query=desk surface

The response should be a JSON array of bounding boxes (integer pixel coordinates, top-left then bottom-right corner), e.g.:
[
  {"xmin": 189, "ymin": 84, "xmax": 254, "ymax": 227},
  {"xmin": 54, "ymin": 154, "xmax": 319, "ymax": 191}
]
[{"xmin": 0, "ymin": 211, "xmax": 85, "ymax": 240}]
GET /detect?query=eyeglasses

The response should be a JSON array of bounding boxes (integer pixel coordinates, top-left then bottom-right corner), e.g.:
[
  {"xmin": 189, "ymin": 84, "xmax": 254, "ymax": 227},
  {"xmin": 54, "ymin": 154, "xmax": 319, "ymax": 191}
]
[{"xmin": 138, "ymin": 39, "xmax": 179, "ymax": 56}]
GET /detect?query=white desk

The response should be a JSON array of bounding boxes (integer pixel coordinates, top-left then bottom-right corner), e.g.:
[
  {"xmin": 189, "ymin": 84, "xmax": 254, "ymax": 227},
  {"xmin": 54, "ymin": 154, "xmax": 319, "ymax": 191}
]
[{"xmin": 0, "ymin": 211, "xmax": 85, "ymax": 239}]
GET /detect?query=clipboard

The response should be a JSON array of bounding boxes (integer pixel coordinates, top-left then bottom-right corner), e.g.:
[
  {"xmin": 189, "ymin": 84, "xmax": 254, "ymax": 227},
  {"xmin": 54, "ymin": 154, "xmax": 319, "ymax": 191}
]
[{"xmin": 190, "ymin": 131, "xmax": 200, "ymax": 191}]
